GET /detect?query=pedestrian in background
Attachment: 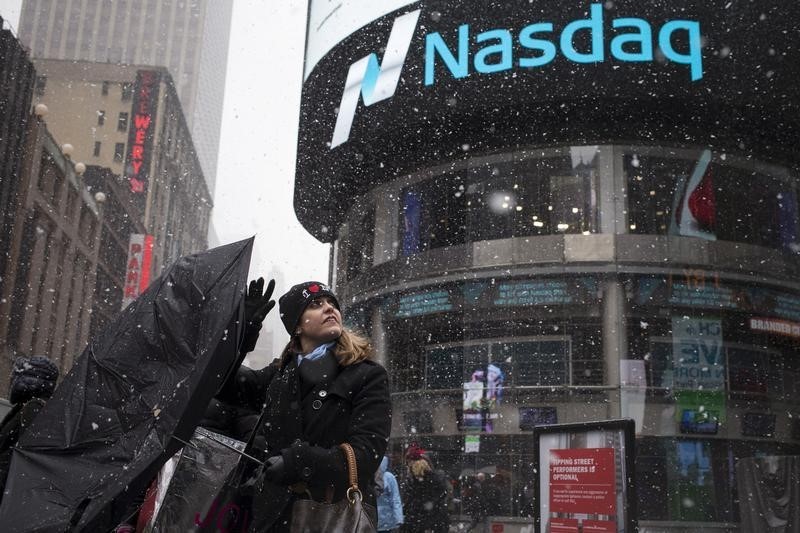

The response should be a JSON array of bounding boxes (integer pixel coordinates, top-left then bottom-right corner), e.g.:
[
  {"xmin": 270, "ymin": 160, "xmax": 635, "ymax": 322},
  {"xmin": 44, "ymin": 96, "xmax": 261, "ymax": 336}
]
[
  {"xmin": 377, "ymin": 455, "xmax": 404, "ymax": 532},
  {"xmin": 402, "ymin": 444, "xmax": 450, "ymax": 533},
  {"xmin": 0, "ymin": 355, "xmax": 59, "ymax": 501}
]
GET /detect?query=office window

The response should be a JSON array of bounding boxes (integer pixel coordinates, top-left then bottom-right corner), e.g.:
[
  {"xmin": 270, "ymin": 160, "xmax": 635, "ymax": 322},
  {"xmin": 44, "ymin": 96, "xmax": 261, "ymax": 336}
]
[
  {"xmin": 35, "ymin": 75, "xmax": 47, "ymax": 96},
  {"xmin": 399, "ymin": 172, "xmax": 467, "ymax": 256},
  {"xmin": 97, "ymin": 110, "xmax": 105, "ymax": 126},
  {"xmin": 114, "ymin": 143, "xmax": 125, "ymax": 162},
  {"xmin": 346, "ymin": 208, "xmax": 375, "ymax": 280},
  {"xmin": 467, "ymin": 151, "xmax": 598, "ymax": 242},
  {"xmin": 117, "ymin": 112, "xmax": 129, "ymax": 132},
  {"xmin": 625, "ymin": 150, "xmax": 800, "ymax": 252},
  {"xmin": 101, "ymin": 81, "xmax": 110, "ymax": 95},
  {"xmin": 93, "ymin": 142, "xmax": 101, "ymax": 157},
  {"xmin": 121, "ymin": 83, "xmax": 133, "ymax": 101}
]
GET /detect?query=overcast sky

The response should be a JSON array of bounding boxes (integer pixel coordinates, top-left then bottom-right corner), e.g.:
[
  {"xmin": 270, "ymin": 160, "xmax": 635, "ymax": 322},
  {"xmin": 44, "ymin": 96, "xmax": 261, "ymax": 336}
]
[{"xmin": 0, "ymin": 1, "xmax": 329, "ymax": 357}]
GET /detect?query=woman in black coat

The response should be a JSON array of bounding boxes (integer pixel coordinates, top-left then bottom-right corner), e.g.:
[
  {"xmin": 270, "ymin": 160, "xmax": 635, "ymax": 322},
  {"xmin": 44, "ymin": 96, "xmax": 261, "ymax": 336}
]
[
  {"xmin": 218, "ymin": 280, "xmax": 391, "ymax": 532},
  {"xmin": 402, "ymin": 446, "xmax": 450, "ymax": 533}
]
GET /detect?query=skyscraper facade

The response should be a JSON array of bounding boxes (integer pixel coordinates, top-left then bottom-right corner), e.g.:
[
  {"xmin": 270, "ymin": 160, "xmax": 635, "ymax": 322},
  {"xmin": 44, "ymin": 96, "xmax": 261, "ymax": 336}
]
[{"xmin": 17, "ymin": 0, "xmax": 233, "ymax": 194}]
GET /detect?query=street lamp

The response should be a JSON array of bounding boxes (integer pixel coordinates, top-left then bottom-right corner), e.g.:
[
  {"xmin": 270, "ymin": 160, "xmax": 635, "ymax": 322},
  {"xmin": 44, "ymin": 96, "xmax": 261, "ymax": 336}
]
[
  {"xmin": 34, "ymin": 103, "xmax": 49, "ymax": 118},
  {"xmin": 74, "ymin": 162, "xmax": 86, "ymax": 175},
  {"xmin": 61, "ymin": 143, "xmax": 74, "ymax": 159}
]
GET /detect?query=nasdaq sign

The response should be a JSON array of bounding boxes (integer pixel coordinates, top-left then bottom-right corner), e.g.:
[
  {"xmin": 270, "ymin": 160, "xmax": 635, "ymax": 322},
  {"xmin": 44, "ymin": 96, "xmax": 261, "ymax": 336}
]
[{"xmin": 331, "ymin": 3, "xmax": 703, "ymax": 149}]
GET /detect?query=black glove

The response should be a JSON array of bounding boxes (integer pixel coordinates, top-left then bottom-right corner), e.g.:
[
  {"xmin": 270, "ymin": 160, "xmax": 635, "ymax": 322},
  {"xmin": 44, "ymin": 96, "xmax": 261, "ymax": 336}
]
[
  {"xmin": 241, "ymin": 278, "xmax": 275, "ymax": 354},
  {"xmin": 263, "ymin": 454, "xmax": 285, "ymax": 483}
]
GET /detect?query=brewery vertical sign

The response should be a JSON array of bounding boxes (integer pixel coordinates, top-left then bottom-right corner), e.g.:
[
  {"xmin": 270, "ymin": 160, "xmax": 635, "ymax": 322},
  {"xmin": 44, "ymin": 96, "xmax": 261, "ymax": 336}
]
[{"xmin": 126, "ymin": 70, "xmax": 161, "ymax": 194}]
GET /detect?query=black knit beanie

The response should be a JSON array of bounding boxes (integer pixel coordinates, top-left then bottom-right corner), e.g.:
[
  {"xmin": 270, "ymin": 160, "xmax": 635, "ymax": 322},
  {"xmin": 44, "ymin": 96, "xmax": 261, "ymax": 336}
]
[{"xmin": 278, "ymin": 281, "xmax": 340, "ymax": 335}]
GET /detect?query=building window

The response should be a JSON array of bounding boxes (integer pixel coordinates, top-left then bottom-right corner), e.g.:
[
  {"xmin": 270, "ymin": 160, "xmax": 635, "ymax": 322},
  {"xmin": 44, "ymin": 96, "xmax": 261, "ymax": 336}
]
[
  {"xmin": 121, "ymin": 83, "xmax": 133, "ymax": 101},
  {"xmin": 625, "ymin": 150, "xmax": 800, "ymax": 252},
  {"xmin": 35, "ymin": 75, "xmax": 47, "ymax": 96},
  {"xmin": 425, "ymin": 337, "xmax": 571, "ymax": 391},
  {"xmin": 114, "ymin": 143, "xmax": 125, "ymax": 162},
  {"xmin": 466, "ymin": 151, "xmax": 598, "ymax": 242},
  {"xmin": 93, "ymin": 142, "xmax": 101, "ymax": 157},
  {"xmin": 399, "ymin": 173, "xmax": 467, "ymax": 257},
  {"xmin": 117, "ymin": 112, "xmax": 129, "ymax": 132},
  {"xmin": 97, "ymin": 110, "xmax": 105, "ymax": 126},
  {"xmin": 346, "ymin": 208, "xmax": 375, "ymax": 279},
  {"xmin": 101, "ymin": 81, "xmax": 110, "ymax": 95}
]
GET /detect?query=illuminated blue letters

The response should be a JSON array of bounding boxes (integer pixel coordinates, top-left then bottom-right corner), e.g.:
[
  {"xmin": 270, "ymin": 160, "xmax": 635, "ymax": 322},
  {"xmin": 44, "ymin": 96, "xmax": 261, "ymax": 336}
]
[
  {"xmin": 474, "ymin": 29, "xmax": 513, "ymax": 74},
  {"xmin": 423, "ymin": 3, "xmax": 703, "ymax": 86},
  {"xmin": 658, "ymin": 20, "xmax": 703, "ymax": 81},
  {"xmin": 610, "ymin": 18, "xmax": 653, "ymax": 61},
  {"xmin": 425, "ymin": 24, "xmax": 469, "ymax": 85},
  {"xmin": 560, "ymin": 3, "xmax": 604, "ymax": 63},
  {"xmin": 519, "ymin": 23, "xmax": 556, "ymax": 67}
]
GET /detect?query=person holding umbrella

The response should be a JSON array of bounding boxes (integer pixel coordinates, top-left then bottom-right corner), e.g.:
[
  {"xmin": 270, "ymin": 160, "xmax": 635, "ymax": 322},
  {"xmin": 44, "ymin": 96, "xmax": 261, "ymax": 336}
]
[{"xmin": 218, "ymin": 280, "xmax": 391, "ymax": 532}]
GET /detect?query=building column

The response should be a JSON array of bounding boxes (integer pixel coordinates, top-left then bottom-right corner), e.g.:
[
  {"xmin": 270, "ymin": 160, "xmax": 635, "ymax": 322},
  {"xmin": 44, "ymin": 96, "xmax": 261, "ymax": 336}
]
[
  {"xmin": 602, "ymin": 279, "xmax": 626, "ymax": 419},
  {"xmin": 371, "ymin": 304, "xmax": 387, "ymax": 368}
]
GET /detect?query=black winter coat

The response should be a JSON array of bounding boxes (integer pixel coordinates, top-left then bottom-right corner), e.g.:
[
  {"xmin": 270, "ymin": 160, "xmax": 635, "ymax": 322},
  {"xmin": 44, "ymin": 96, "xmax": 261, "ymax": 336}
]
[
  {"xmin": 403, "ymin": 469, "xmax": 450, "ymax": 533},
  {"xmin": 218, "ymin": 347, "xmax": 391, "ymax": 531}
]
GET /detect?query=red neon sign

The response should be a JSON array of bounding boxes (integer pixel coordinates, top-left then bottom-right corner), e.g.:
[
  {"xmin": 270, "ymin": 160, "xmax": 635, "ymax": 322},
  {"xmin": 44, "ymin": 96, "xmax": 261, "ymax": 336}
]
[{"xmin": 126, "ymin": 70, "xmax": 160, "ymax": 194}]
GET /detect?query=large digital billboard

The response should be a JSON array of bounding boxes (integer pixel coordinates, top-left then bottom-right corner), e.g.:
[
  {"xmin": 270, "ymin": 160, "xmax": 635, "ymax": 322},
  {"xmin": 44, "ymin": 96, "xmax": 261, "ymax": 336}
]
[{"xmin": 296, "ymin": 0, "xmax": 800, "ymax": 240}]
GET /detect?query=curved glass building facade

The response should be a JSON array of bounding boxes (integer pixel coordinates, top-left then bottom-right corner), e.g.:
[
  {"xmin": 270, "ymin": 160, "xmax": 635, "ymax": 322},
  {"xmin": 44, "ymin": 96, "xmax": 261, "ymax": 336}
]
[
  {"xmin": 333, "ymin": 145, "xmax": 800, "ymax": 528},
  {"xmin": 295, "ymin": 2, "xmax": 800, "ymax": 530}
]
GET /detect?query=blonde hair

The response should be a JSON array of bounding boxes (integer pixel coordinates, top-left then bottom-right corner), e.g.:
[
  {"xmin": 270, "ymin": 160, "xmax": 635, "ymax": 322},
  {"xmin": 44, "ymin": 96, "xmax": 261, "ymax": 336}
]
[
  {"xmin": 280, "ymin": 327, "xmax": 373, "ymax": 367},
  {"xmin": 409, "ymin": 458, "xmax": 431, "ymax": 480}
]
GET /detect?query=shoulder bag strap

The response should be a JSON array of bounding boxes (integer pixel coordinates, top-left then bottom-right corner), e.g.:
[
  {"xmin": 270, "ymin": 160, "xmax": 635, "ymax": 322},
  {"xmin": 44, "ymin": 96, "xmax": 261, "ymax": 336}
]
[{"xmin": 339, "ymin": 443, "xmax": 362, "ymax": 503}]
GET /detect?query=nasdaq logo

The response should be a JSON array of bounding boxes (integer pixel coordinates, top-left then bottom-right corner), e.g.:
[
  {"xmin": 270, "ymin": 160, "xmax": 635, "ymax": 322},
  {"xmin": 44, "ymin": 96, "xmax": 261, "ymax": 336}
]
[
  {"xmin": 424, "ymin": 4, "xmax": 703, "ymax": 85},
  {"xmin": 330, "ymin": 4, "xmax": 703, "ymax": 149},
  {"xmin": 331, "ymin": 9, "xmax": 422, "ymax": 149}
]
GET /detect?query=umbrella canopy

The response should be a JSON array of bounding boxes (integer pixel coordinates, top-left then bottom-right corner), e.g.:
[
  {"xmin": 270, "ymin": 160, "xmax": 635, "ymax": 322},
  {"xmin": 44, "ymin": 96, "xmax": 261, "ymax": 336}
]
[{"xmin": 0, "ymin": 238, "xmax": 254, "ymax": 532}]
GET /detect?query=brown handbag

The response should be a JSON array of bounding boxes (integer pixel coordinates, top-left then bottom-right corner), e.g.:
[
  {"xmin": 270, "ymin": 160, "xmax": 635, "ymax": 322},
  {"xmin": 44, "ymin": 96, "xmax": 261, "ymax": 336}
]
[{"xmin": 289, "ymin": 443, "xmax": 378, "ymax": 533}]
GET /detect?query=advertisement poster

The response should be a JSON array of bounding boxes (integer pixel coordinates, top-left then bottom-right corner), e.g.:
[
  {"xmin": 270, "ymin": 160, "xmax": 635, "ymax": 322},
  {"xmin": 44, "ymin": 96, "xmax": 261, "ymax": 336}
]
[
  {"xmin": 671, "ymin": 317, "xmax": 725, "ymax": 429},
  {"xmin": 671, "ymin": 317, "xmax": 724, "ymax": 390},
  {"xmin": 549, "ymin": 448, "xmax": 616, "ymax": 516},
  {"xmin": 534, "ymin": 420, "xmax": 636, "ymax": 533},
  {"xmin": 462, "ymin": 362, "xmax": 505, "ymax": 432}
]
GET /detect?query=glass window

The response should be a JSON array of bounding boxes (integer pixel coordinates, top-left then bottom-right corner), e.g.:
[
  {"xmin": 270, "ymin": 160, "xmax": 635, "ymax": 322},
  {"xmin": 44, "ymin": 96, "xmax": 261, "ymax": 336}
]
[
  {"xmin": 93, "ymin": 141, "xmax": 101, "ymax": 157},
  {"xmin": 498, "ymin": 340, "xmax": 570, "ymax": 386},
  {"xmin": 467, "ymin": 149, "xmax": 598, "ymax": 241},
  {"xmin": 117, "ymin": 112, "xmax": 129, "ymax": 132},
  {"xmin": 121, "ymin": 83, "xmax": 133, "ymax": 101},
  {"xmin": 101, "ymin": 81, "xmax": 110, "ymax": 95},
  {"xmin": 399, "ymin": 172, "xmax": 466, "ymax": 256},
  {"xmin": 626, "ymin": 151, "xmax": 800, "ymax": 252},
  {"xmin": 345, "ymin": 207, "xmax": 374, "ymax": 279},
  {"xmin": 34, "ymin": 75, "xmax": 47, "ymax": 96},
  {"xmin": 114, "ymin": 142, "xmax": 125, "ymax": 163},
  {"xmin": 625, "ymin": 153, "xmax": 695, "ymax": 234},
  {"xmin": 425, "ymin": 338, "xmax": 575, "ymax": 389},
  {"xmin": 715, "ymin": 164, "xmax": 799, "ymax": 251},
  {"xmin": 97, "ymin": 110, "xmax": 105, "ymax": 126}
]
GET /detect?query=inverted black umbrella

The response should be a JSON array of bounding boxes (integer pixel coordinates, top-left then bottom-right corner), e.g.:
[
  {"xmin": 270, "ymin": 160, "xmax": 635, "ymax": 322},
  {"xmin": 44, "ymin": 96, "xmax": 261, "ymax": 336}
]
[{"xmin": 0, "ymin": 237, "xmax": 254, "ymax": 532}]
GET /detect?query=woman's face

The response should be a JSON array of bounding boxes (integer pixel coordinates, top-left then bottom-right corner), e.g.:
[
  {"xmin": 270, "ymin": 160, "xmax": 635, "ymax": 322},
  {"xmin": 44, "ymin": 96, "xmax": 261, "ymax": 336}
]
[{"xmin": 297, "ymin": 295, "xmax": 342, "ymax": 345}]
